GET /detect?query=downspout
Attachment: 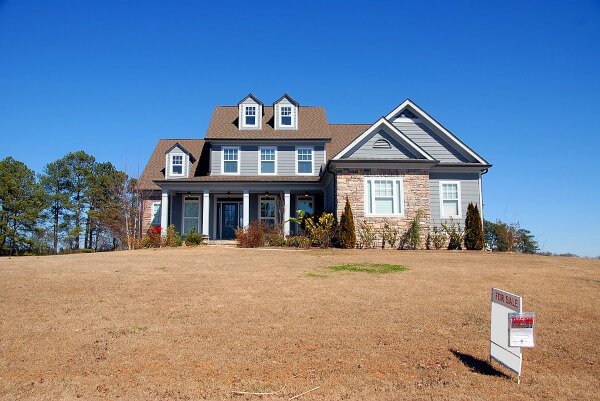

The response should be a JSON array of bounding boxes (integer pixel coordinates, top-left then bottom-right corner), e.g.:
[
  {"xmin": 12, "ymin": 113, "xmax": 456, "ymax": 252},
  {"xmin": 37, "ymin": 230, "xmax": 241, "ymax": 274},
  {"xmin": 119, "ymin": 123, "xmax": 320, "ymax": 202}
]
[{"xmin": 480, "ymin": 168, "xmax": 488, "ymax": 224}]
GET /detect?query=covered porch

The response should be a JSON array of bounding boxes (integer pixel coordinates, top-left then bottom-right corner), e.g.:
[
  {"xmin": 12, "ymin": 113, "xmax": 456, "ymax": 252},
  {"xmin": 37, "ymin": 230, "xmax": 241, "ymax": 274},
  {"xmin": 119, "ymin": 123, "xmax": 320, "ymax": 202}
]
[{"xmin": 158, "ymin": 183, "xmax": 325, "ymax": 240}]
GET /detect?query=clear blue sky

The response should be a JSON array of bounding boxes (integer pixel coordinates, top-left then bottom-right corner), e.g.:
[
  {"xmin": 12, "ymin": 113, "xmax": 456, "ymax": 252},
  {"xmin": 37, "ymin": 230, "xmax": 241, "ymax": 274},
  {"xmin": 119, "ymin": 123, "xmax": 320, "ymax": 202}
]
[{"xmin": 1, "ymin": 1, "xmax": 599, "ymax": 256}]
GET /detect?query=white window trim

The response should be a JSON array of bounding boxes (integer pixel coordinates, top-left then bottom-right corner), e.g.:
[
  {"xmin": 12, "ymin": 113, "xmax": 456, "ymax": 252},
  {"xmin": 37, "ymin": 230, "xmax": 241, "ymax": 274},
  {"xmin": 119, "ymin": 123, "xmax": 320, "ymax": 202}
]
[
  {"xmin": 439, "ymin": 180, "xmax": 462, "ymax": 218},
  {"xmin": 258, "ymin": 196, "xmax": 277, "ymax": 224},
  {"xmin": 182, "ymin": 196, "xmax": 201, "ymax": 235},
  {"xmin": 258, "ymin": 146, "xmax": 277, "ymax": 175},
  {"xmin": 295, "ymin": 146, "xmax": 314, "ymax": 176},
  {"xmin": 242, "ymin": 105, "xmax": 258, "ymax": 128},
  {"xmin": 221, "ymin": 146, "xmax": 240, "ymax": 175},
  {"xmin": 279, "ymin": 104, "xmax": 294, "ymax": 128},
  {"xmin": 150, "ymin": 201, "xmax": 162, "ymax": 226},
  {"xmin": 170, "ymin": 153, "xmax": 185, "ymax": 177},
  {"xmin": 363, "ymin": 176, "xmax": 405, "ymax": 217}
]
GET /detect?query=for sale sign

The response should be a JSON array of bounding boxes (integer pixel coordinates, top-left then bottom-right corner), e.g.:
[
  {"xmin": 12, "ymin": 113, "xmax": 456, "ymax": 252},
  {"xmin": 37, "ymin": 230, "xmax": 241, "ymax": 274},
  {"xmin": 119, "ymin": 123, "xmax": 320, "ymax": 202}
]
[
  {"xmin": 509, "ymin": 313, "xmax": 536, "ymax": 348},
  {"xmin": 490, "ymin": 288, "xmax": 523, "ymax": 375}
]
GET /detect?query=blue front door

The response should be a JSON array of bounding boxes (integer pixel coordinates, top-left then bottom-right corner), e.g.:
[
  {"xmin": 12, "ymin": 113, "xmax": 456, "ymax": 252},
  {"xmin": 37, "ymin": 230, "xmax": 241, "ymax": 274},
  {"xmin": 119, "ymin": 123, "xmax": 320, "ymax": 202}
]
[{"xmin": 221, "ymin": 203, "xmax": 239, "ymax": 239}]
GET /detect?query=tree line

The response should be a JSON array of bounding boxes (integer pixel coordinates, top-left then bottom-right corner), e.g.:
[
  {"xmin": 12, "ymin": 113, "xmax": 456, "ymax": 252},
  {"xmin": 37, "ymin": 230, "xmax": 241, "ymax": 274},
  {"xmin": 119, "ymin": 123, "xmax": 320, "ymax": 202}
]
[{"xmin": 0, "ymin": 153, "xmax": 143, "ymax": 256}]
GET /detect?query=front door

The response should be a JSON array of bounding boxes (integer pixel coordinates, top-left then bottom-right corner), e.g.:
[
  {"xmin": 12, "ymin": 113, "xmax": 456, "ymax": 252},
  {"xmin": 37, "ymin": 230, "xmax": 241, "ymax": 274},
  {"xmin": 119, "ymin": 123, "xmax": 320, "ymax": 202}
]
[{"xmin": 221, "ymin": 203, "xmax": 239, "ymax": 239}]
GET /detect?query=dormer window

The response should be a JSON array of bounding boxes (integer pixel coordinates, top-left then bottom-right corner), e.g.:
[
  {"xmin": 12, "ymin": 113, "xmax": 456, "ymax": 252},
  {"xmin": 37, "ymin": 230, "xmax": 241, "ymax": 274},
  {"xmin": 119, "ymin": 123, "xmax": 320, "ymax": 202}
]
[
  {"xmin": 165, "ymin": 142, "xmax": 191, "ymax": 179},
  {"xmin": 171, "ymin": 154, "xmax": 183, "ymax": 175},
  {"xmin": 238, "ymin": 94, "xmax": 263, "ymax": 130},
  {"xmin": 244, "ymin": 106, "xmax": 257, "ymax": 127},
  {"xmin": 280, "ymin": 106, "xmax": 292, "ymax": 126},
  {"xmin": 273, "ymin": 94, "xmax": 299, "ymax": 130}
]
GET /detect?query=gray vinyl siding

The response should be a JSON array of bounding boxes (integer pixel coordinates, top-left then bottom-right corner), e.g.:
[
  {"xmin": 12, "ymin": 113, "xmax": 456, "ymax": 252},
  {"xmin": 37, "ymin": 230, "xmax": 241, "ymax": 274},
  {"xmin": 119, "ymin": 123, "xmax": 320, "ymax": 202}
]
[
  {"xmin": 392, "ymin": 120, "xmax": 472, "ymax": 163},
  {"xmin": 429, "ymin": 172, "xmax": 480, "ymax": 228},
  {"xmin": 210, "ymin": 144, "xmax": 325, "ymax": 176},
  {"xmin": 347, "ymin": 130, "xmax": 416, "ymax": 160}
]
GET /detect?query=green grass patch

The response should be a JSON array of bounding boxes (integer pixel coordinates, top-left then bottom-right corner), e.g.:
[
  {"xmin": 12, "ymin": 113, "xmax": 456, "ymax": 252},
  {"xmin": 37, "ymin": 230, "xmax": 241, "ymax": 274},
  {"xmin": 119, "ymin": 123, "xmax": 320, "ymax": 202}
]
[
  {"xmin": 327, "ymin": 263, "xmax": 408, "ymax": 274},
  {"xmin": 304, "ymin": 272, "xmax": 329, "ymax": 278}
]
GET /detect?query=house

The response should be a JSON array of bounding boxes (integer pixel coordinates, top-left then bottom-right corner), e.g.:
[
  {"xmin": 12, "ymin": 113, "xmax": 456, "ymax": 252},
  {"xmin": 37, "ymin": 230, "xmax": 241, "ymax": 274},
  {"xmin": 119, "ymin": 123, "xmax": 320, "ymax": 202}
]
[{"xmin": 137, "ymin": 94, "xmax": 491, "ymax": 242}]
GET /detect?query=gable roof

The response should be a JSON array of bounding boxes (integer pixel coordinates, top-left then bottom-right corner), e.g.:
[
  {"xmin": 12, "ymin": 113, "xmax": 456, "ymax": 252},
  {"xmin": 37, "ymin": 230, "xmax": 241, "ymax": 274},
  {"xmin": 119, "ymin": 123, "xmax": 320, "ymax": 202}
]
[
  {"xmin": 137, "ymin": 139, "xmax": 208, "ymax": 191},
  {"xmin": 165, "ymin": 142, "xmax": 191, "ymax": 155},
  {"xmin": 386, "ymin": 99, "xmax": 488, "ymax": 164},
  {"xmin": 237, "ymin": 93, "xmax": 264, "ymax": 106},
  {"xmin": 273, "ymin": 94, "xmax": 299, "ymax": 107},
  {"xmin": 332, "ymin": 117, "xmax": 434, "ymax": 161},
  {"xmin": 204, "ymin": 106, "xmax": 331, "ymax": 140}
]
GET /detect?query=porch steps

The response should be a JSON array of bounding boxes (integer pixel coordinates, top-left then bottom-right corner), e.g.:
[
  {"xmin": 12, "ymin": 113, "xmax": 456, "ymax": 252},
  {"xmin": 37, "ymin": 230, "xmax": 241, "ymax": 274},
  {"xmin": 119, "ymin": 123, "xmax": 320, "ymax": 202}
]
[{"xmin": 206, "ymin": 239, "xmax": 238, "ymax": 247}]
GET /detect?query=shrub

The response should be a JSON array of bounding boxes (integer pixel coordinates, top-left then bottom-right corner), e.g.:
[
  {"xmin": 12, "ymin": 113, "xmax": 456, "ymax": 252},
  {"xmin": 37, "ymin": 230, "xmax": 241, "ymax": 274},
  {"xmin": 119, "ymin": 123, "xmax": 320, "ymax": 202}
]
[
  {"xmin": 266, "ymin": 233, "xmax": 286, "ymax": 247},
  {"xmin": 464, "ymin": 203, "xmax": 485, "ymax": 250},
  {"xmin": 381, "ymin": 219, "xmax": 399, "ymax": 249},
  {"xmin": 303, "ymin": 212, "xmax": 336, "ymax": 248},
  {"xmin": 234, "ymin": 220, "xmax": 267, "ymax": 248},
  {"xmin": 286, "ymin": 235, "xmax": 311, "ymax": 248},
  {"xmin": 338, "ymin": 197, "xmax": 356, "ymax": 249},
  {"xmin": 441, "ymin": 217, "xmax": 464, "ymax": 250},
  {"xmin": 163, "ymin": 224, "xmax": 183, "ymax": 247},
  {"xmin": 59, "ymin": 248, "xmax": 94, "ymax": 254},
  {"xmin": 184, "ymin": 227, "xmax": 204, "ymax": 246},
  {"xmin": 141, "ymin": 226, "xmax": 162, "ymax": 248},
  {"xmin": 428, "ymin": 226, "xmax": 446, "ymax": 250},
  {"xmin": 357, "ymin": 219, "xmax": 377, "ymax": 249},
  {"xmin": 400, "ymin": 210, "xmax": 424, "ymax": 250}
]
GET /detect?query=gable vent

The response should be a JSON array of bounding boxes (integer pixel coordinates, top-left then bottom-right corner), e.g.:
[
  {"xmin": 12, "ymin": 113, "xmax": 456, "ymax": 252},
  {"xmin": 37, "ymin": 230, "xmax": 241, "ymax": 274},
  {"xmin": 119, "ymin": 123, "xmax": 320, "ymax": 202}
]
[
  {"xmin": 373, "ymin": 138, "xmax": 391, "ymax": 149},
  {"xmin": 398, "ymin": 109, "xmax": 417, "ymax": 119}
]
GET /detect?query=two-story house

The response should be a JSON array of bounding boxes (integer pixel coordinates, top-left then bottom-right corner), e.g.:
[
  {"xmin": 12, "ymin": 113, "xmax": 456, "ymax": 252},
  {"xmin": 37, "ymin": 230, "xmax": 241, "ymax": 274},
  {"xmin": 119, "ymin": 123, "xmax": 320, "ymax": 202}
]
[{"xmin": 137, "ymin": 94, "xmax": 491, "ymax": 241}]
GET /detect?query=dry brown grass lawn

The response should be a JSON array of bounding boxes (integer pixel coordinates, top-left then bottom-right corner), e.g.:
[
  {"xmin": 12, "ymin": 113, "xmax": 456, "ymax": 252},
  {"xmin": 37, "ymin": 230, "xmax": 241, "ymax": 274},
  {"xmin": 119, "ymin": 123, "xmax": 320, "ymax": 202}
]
[{"xmin": 0, "ymin": 247, "xmax": 599, "ymax": 400}]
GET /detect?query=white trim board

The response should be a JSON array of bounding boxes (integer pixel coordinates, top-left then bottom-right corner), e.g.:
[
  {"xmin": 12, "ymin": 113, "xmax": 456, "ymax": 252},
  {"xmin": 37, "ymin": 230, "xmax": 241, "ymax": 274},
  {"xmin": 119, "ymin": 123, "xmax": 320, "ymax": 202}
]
[
  {"xmin": 258, "ymin": 146, "xmax": 277, "ymax": 175},
  {"xmin": 439, "ymin": 180, "xmax": 462, "ymax": 219},
  {"xmin": 332, "ymin": 117, "xmax": 434, "ymax": 161},
  {"xmin": 385, "ymin": 99, "xmax": 488, "ymax": 164},
  {"xmin": 221, "ymin": 146, "xmax": 241, "ymax": 175},
  {"xmin": 295, "ymin": 146, "xmax": 315, "ymax": 176}
]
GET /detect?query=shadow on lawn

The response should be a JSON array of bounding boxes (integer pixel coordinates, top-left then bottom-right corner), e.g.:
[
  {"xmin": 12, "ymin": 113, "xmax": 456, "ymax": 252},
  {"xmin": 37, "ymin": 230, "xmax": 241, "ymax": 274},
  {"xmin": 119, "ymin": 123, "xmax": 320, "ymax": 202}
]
[{"xmin": 449, "ymin": 349, "xmax": 509, "ymax": 378}]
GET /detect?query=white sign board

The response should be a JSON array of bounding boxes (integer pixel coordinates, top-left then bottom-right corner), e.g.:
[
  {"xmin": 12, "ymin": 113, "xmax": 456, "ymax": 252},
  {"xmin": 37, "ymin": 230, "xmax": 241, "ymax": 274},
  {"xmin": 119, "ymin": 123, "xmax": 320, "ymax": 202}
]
[
  {"xmin": 509, "ymin": 312, "xmax": 536, "ymax": 348},
  {"xmin": 490, "ymin": 288, "xmax": 522, "ymax": 375}
]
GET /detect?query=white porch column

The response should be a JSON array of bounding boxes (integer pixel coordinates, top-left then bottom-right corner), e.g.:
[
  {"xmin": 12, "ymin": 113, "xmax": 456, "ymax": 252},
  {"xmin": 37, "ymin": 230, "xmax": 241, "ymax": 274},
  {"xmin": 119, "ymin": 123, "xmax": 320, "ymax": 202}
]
[
  {"xmin": 283, "ymin": 190, "xmax": 291, "ymax": 237},
  {"xmin": 160, "ymin": 188, "xmax": 169, "ymax": 237},
  {"xmin": 243, "ymin": 190, "xmax": 250, "ymax": 229},
  {"xmin": 202, "ymin": 190, "xmax": 210, "ymax": 237}
]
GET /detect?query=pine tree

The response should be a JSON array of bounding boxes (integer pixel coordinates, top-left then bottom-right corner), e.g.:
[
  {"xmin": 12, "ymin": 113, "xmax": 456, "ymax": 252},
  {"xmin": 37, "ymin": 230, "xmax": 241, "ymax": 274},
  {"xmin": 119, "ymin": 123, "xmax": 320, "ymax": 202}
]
[
  {"xmin": 465, "ymin": 203, "xmax": 484, "ymax": 250},
  {"xmin": 0, "ymin": 157, "xmax": 46, "ymax": 255},
  {"xmin": 338, "ymin": 196, "xmax": 356, "ymax": 249},
  {"xmin": 40, "ymin": 159, "xmax": 72, "ymax": 254}
]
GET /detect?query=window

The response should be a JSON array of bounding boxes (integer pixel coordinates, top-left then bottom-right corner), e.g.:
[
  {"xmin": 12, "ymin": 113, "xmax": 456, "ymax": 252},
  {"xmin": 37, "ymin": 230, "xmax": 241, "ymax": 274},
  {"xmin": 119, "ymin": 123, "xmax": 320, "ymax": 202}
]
[
  {"xmin": 150, "ymin": 201, "xmax": 161, "ymax": 226},
  {"xmin": 244, "ymin": 106, "xmax": 257, "ymax": 126},
  {"xmin": 296, "ymin": 147, "xmax": 313, "ymax": 175},
  {"xmin": 222, "ymin": 147, "xmax": 239, "ymax": 174},
  {"xmin": 280, "ymin": 106, "xmax": 292, "ymax": 126},
  {"xmin": 171, "ymin": 154, "xmax": 183, "ymax": 175},
  {"xmin": 259, "ymin": 196, "xmax": 276, "ymax": 226},
  {"xmin": 259, "ymin": 147, "xmax": 276, "ymax": 174},
  {"xmin": 440, "ymin": 181, "xmax": 461, "ymax": 218},
  {"xmin": 296, "ymin": 196, "xmax": 314, "ymax": 216},
  {"xmin": 183, "ymin": 197, "xmax": 200, "ymax": 235},
  {"xmin": 364, "ymin": 177, "xmax": 404, "ymax": 216}
]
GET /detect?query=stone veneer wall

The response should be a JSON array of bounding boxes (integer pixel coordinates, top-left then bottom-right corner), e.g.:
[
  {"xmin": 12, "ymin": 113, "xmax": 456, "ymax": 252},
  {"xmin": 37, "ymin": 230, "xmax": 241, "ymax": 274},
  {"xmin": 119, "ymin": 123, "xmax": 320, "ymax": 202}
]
[
  {"xmin": 141, "ymin": 192, "xmax": 161, "ymax": 235},
  {"xmin": 335, "ymin": 168, "xmax": 430, "ymax": 248}
]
